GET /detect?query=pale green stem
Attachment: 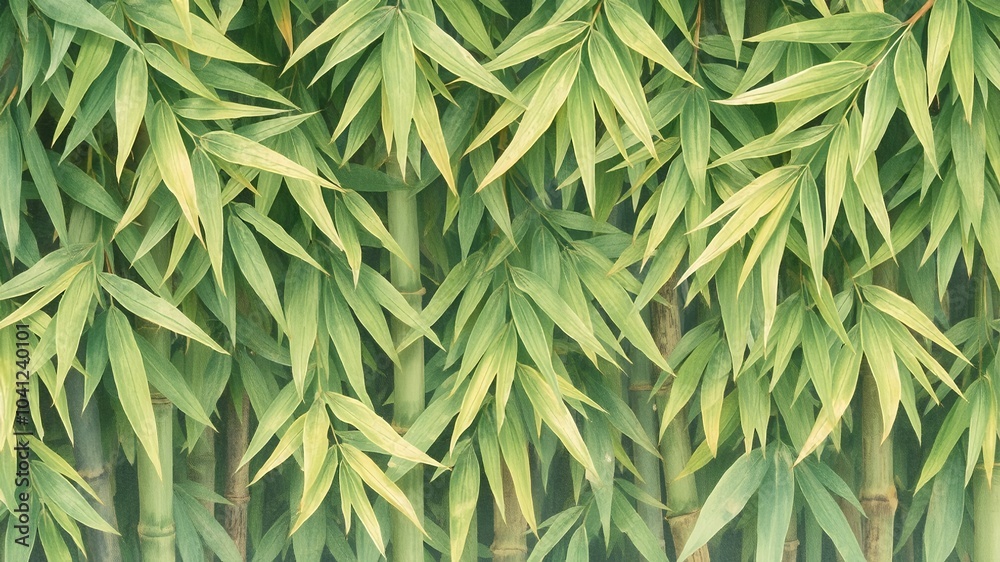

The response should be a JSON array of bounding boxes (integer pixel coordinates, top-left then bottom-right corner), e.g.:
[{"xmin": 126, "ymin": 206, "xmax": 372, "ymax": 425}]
[
  {"xmin": 629, "ymin": 315, "xmax": 667, "ymax": 556},
  {"xmin": 974, "ymin": 466, "xmax": 1000, "ymax": 560},
  {"xmin": 67, "ymin": 370, "xmax": 122, "ymax": 561},
  {"xmin": 491, "ymin": 462, "xmax": 527, "ymax": 562},
  {"xmin": 860, "ymin": 264, "xmax": 898, "ymax": 562},
  {"xmin": 651, "ymin": 282, "xmax": 709, "ymax": 561},
  {"xmin": 388, "ymin": 187, "xmax": 425, "ymax": 560},
  {"xmin": 223, "ymin": 391, "xmax": 250, "ymax": 559},
  {"xmin": 136, "ymin": 324, "xmax": 175, "ymax": 562}
]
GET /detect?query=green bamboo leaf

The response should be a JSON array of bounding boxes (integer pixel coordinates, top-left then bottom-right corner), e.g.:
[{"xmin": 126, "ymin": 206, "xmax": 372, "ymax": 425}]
[
  {"xmin": 0, "ymin": 110, "xmax": 21, "ymax": 257},
  {"xmin": 32, "ymin": 463, "xmax": 118, "ymax": 535},
  {"xmin": 175, "ymin": 487, "xmax": 242, "ymax": 562},
  {"xmin": 338, "ymin": 459, "xmax": 384, "ymax": 554},
  {"xmin": 927, "ymin": 0, "xmax": 957, "ymax": 99},
  {"xmin": 294, "ymin": 448, "xmax": 338, "ymax": 535},
  {"xmin": 718, "ymin": 61, "xmax": 868, "ymax": 105},
  {"xmin": 133, "ymin": 335, "xmax": 213, "ymax": 428},
  {"xmin": 311, "ymin": 7, "xmax": 394, "ymax": 84},
  {"xmin": 148, "ymin": 101, "xmax": 200, "ymax": 234},
  {"xmin": 382, "ymin": 13, "xmax": 415, "ymax": 176},
  {"xmin": 249, "ymin": 414, "xmax": 304, "ymax": 486},
  {"xmin": 200, "ymin": 131, "xmax": 336, "ymax": 188},
  {"xmin": 407, "ymin": 11, "xmax": 513, "ymax": 99},
  {"xmin": 18, "ymin": 116, "xmax": 67, "ymax": 241},
  {"xmin": 510, "ymin": 267, "xmax": 611, "ymax": 362},
  {"xmin": 711, "ymin": 125, "xmax": 833, "ymax": 169},
  {"xmin": 453, "ymin": 325, "xmax": 513, "ymax": 447},
  {"xmin": 0, "ymin": 245, "xmax": 91, "ymax": 300},
  {"xmin": 924, "ymin": 452, "xmax": 964, "ymax": 562},
  {"xmin": 322, "ymin": 282, "xmax": 371, "ymax": 409},
  {"xmin": 566, "ymin": 67, "xmax": 597, "ymax": 211},
  {"xmin": 484, "ymin": 22, "xmax": 588, "ymax": 71},
  {"xmin": 340, "ymin": 191, "xmax": 409, "ymax": 264},
  {"xmin": 449, "ymin": 445, "xmax": 480, "ymax": 562},
  {"xmin": 479, "ymin": 45, "xmax": 581, "ymax": 188},
  {"xmin": 678, "ymin": 449, "xmax": 767, "ymax": 560},
  {"xmin": 284, "ymin": 262, "xmax": 321, "ymax": 397},
  {"xmin": 241, "ymin": 383, "xmax": 299, "ymax": 468},
  {"xmin": 0, "ymin": 263, "xmax": 87, "ymax": 330},
  {"xmin": 860, "ymin": 307, "xmax": 901, "ymax": 442},
  {"xmin": 413, "ymin": 73, "xmax": 456, "ymax": 192},
  {"xmin": 27, "ymin": 438, "xmax": 99, "ymax": 501},
  {"xmin": 340, "ymin": 443, "xmax": 425, "ymax": 533},
  {"xmin": 682, "ymin": 89, "xmax": 711, "ymax": 197},
  {"xmin": 97, "ymin": 274, "xmax": 226, "ymax": 354},
  {"xmin": 605, "ymin": 0, "xmax": 697, "ymax": 84},
  {"xmin": 680, "ymin": 166, "xmax": 801, "ymax": 282},
  {"xmin": 284, "ymin": 0, "xmax": 381, "ymax": 71},
  {"xmin": 894, "ymin": 32, "xmax": 937, "ymax": 170},
  {"xmin": 325, "ymin": 392, "xmax": 442, "ymax": 467},
  {"xmin": 172, "ymin": 98, "xmax": 289, "ymax": 121},
  {"xmin": 797, "ymin": 462, "xmax": 865, "ymax": 562},
  {"xmin": 750, "ymin": 12, "xmax": 901, "ymax": 43},
  {"xmin": 852, "ymin": 156, "xmax": 894, "ymax": 256},
  {"xmin": 143, "ymin": 43, "xmax": 219, "ymax": 101},
  {"xmin": 330, "ymin": 267, "xmax": 400, "ymax": 366},
  {"xmin": 518, "ymin": 364, "xmax": 598, "ymax": 479},
  {"xmin": 227, "ymin": 215, "xmax": 288, "ymax": 331},
  {"xmin": 757, "ymin": 448, "xmax": 795, "ymax": 561},
  {"xmin": 588, "ymin": 30, "xmax": 655, "ymax": 155},
  {"xmin": 54, "ymin": 267, "xmax": 94, "ymax": 388},
  {"xmin": 191, "ymin": 149, "xmax": 224, "ymax": 288},
  {"xmin": 436, "ymin": 0, "xmax": 495, "ymax": 56},
  {"xmin": 951, "ymin": 103, "xmax": 986, "ymax": 227},
  {"xmin": 856, "ymin": 60, "xmax": 898, "ymax": 172},
  {"xmin": 951, "ymin": 0, "xmax": 974, "ymax": 120},
  {"xmin": 355, "ymin": 264, "xmax": 442, "ymax": 348},
  {"xmin": 114, "ymin": 49, "xmax": 147, "ymax": 178},
  {"xmin": 527, "ymin": 507, "xmax": 586, "ymax": 562},
  {"xmin": 720, "ymin": 0, "xmax": 745, "ymax": 64},
  {"xmin": 862, "ymin": 285, "xmax": 966, "ymax": 361},
  {"xmin": 124, "ymin": 1, "xmax": 263, "ymax": 64},
  {"xmin": 508, "ymin": 289, "xmax": 560, "ymax": 388},
  {"xmin": 105, "ymin": 307, "xmax": 160, "ymax": 477},
  {"xmin": 33, "ymin": 0, "xmax": 139, "ymax": 50},
  {"xmin": 302, "ymin": 401, "xmax": 329, "ymax": 499}
]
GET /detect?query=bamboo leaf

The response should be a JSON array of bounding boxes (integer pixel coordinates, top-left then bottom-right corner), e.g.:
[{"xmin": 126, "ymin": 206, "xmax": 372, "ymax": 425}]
[
  {"xmin": 407, "ymin": 11, "xmax": 513, "ymax": 99},
  {"xmin": 148, "ymin": 101, "xmax": 200, "ymax": 234},
  {"xmin": 33, "ymin": 0, "xmax": 139, "ymax": 50},
  {"xmin": 797, "ymin": 462, "xmax": 866, "ymax": 562},
  {"xmin": 32, "ymin": 462, "xmax": 118, "ymax": 535},
  {"xmin": 518, "ymin": 364, "xmax": 598, "ymax": 479},
  {"xmin": 484, "ymin": 22, "xmax": 588, "ymax": 71},
  {"xmin": 718, "ymin": 61, "xmax": 867, "ymax": 105},
  {"xmin": 924, "ymin": 452, "xmax": 964, "ymax": 562},
  {"xmin": 749, "ymin": 12, "xmax": 901, "ymax": 43},
  {"xmin": 325, "ymin": 392, "xmax": 442, "ymax": 467},
  {"xmin": 226, "ymin": 215, "xmax": 288, "ymax": 332},
  {"xmin": 757, "ymin": 447, "xmax": 794, "ymax": 562},
  {"xmin": 605, "ymin": 0, "xmax": 697, "ymax": 84},
  {"xmin": 862, "ymin": 285, "xmax": 966, "ymax": 362},
  {"xmin": 479, "ymin": 46, "xmax": 581, "ymax": 188},
  {"xmin": 382, "ymin": 13, "xmax": 415, "ymax": 176},
  {"xmin": 860, "ymin": 307, "xmax": 901, "ymax": 442},
  {"xmin": 0, "ymin": 110, "xmax": 21, "ymax": 257},
  {"xmin": 284, "ymin": 0, "xmax": 381, "ymax": 70},
  {"xmin": 449, "ymin": 445, "xmax": 480, "ymax": 562},
  {"xmin": 678, "ymin": 449, "xmax": 767, "ymax": 560},
  {"xmin": 105, "ymin": 307, "xmax": 160, "ymax": 478},
  {"xmin": 200, "ymin": 131, "xmax": 337, "ymax": 188},
  {"xmin": 894, "ymin": 32, "xmax": 937, "ymax": 170},
  {"xmin": 98, "ymin": 274, "xmax": 226, "ymax": 355},
  {"xmin": 340, "ymin": 443, "xmax": 425, "ymax": 533}
]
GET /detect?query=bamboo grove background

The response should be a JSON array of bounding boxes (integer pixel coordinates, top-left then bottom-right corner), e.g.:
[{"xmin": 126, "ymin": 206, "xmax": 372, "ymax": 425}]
[{"xmin": 1, "ymin": 0, "xmax": 1000, "ymax": 560}]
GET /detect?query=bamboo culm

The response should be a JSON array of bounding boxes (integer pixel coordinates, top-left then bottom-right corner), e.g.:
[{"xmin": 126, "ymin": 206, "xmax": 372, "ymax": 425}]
[{"xmin": 388, "ymin": 186, "xmax": 426, "ymax": 561}]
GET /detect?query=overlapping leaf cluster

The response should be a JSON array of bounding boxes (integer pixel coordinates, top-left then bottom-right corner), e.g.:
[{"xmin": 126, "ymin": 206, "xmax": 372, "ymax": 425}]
[{"xmin": 2, "ymin": 0, "xmax": 1000, "ymax": 560}]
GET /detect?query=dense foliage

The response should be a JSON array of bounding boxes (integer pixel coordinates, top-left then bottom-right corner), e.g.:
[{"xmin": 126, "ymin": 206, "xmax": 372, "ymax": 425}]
[{"xmin": 2, "ymin": 0, "xmax": 1000, "ymax": 560}]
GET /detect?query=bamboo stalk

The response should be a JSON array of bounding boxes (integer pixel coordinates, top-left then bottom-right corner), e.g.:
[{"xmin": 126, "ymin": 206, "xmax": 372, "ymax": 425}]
[
  {"xmin": 859, "ymin": 265, "xmax": 898, "ymax": 562},
  {"xmin": 388, "ymin": 187, "xmax": 426, "ymax": 560},
  {"xmin": 223, "ymin": 390, "xmax": 250, "ymax": 559},
  {"xmin": 67, "ymin": 370, "xmax": 122, "ymax": 561},
  {"xmin": 974, "ymin": 466, "xmax": 1000, "ymax": 559},
  {"xmin": 491, "ymin": 462, "xmax": 527, "ymax": 562},
  {"xmin": 136, "ymin": 324, "xmax": 175, "ymax": 562},
  {"xmin": 629, "ymin": 329, "xmax": 667, "ymax": 556},
  {"xmin": 782, "ymin": 514, "xmax": 798, "ymax": 562},
  {"xmin": 651, "ymin": 282, "xmax": 709, "ymax": 561}
]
